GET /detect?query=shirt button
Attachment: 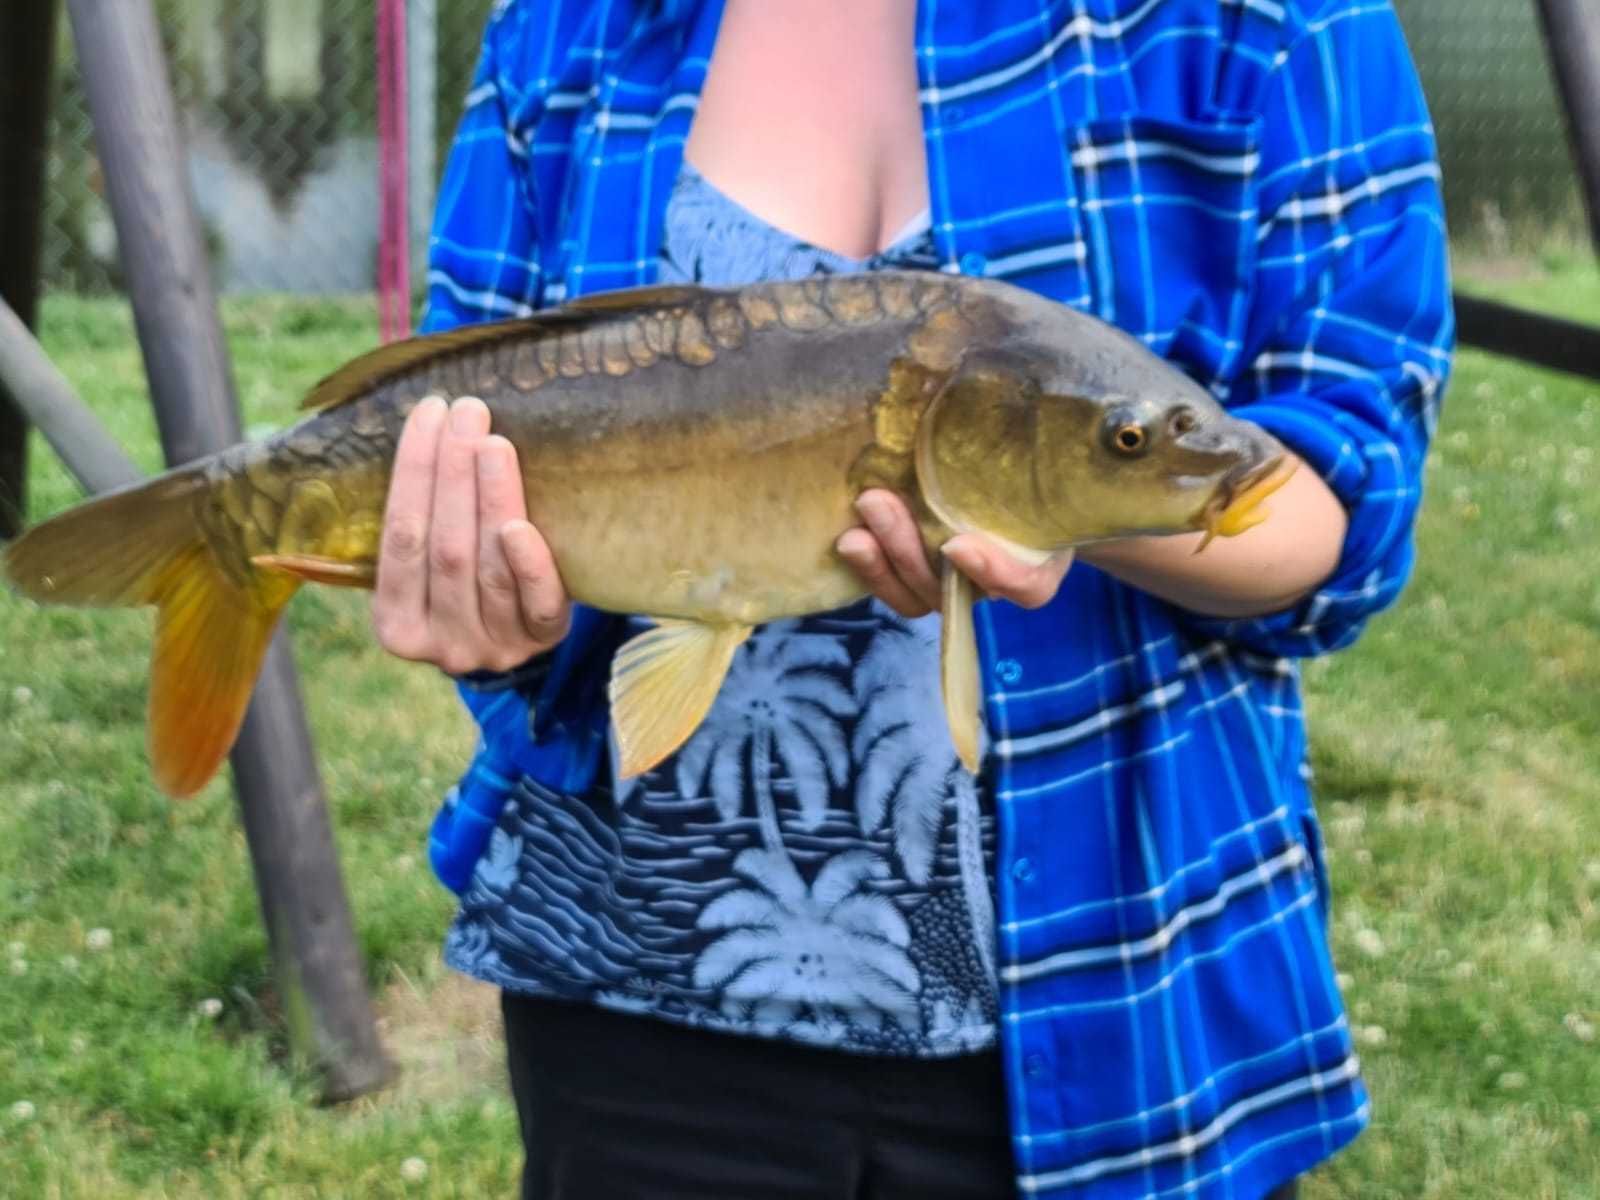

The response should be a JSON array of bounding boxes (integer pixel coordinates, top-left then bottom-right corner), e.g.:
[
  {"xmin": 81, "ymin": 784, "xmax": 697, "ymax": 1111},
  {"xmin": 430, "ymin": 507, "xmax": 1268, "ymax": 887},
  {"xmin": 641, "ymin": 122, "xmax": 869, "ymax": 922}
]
[
  {"xmin": 1012, "ymin": 857, "xmax": 1035, "ymax": 883},
  {"xmin": 1025, "ymin": 1053, "xmax": 1048, "ymax": 1078},
  {"xmin": 959, "ymin": 251, "xmax": 988, "ymax": 277},
  {"xmin": 995, "ymin": 658, "xmax": 1022, "ymax": 685}
]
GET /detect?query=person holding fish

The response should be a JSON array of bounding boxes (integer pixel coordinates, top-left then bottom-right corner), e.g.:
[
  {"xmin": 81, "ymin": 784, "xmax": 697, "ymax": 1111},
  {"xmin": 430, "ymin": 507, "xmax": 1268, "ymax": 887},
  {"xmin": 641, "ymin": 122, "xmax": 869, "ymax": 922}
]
[
  {"xmin": 387, "ymin": 2, "xmax": 1451, "ymax": 1194},
  {"xmin": 4, "ymin": 0, "xmax": 1451, "ymax": 1196}
]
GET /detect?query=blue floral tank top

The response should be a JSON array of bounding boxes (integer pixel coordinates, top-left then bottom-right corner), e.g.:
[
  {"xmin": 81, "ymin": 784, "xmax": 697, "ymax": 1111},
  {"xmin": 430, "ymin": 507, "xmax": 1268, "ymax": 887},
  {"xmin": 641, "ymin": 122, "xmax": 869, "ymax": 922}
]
[{"xmin": 443, "ymin": 162, "xmax": 999, "ymax": 1057}]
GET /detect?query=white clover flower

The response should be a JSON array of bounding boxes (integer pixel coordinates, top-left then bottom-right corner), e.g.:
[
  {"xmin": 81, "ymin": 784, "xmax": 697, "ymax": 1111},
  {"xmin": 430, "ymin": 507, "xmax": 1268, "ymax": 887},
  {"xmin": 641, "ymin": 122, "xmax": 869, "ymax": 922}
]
[
  {"xmin": 84, "ymin": 928, "xmax": 112, "ymax": 952},
  {"xmin": 1563, "ymin": 1013, "xmax": 1595, "ymax": 1044},
  {"xmin": 59, "ymin": 955, "xmax": 79, "ymax": 974},
  {"xmin": 11, "ymin": 686, "xmax": 31, "ymax": 705},
  {"xmin": 68, "ymin": 1035, "xmax": 88, "ymax": 1056},
  {"xmin": 400, "ymin": 1157, "xmax": 429, "ymax": 1183},
  {"xmin": 9, "ymin": 1101, "xmax": 34, "ymax": 1123},
  {"xmin": 1585, "ymin": 860, "xmax": 1600, "ymax": 884},
  {"xmin": 1451, "ymin": 960, "xmax": 1477, "ymax": 980},
  {"xmin": 5, "ymin": 941, "xmax": 22, "ymax": 958},
  {"xmin": 1335, "ymin": 972, "xmax": 1353, "ymax": 991},
  {"xmin": 8, "ymin": 959, "xmax": 25, "ymax": 977},
  {"xmin": 1554, "ymin": 508, "xmax": 1576, "ymax": 531},
  {"xmin": 1497, "ymin": 1071, "xmax": 1527, "ymax": 1091},
  {"xmin": 197, "ymin": 998, "xmax": 224, "ymax": 1020},
  {"xmin": 1355, "ymin": 1025, "xmax": 1387, "ymax": 1047},
  {"xmin": 1353, "ymin": 928, "xmax": 1385, "ymax": 958}
]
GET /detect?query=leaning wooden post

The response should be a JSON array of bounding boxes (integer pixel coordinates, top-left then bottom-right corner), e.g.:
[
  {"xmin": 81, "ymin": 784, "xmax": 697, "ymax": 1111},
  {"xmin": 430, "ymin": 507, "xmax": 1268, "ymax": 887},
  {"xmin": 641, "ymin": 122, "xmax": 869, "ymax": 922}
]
[
  {"xmin": 0, "ymin": 0, "xmax": 60, "ymax": 538},
  {"xmin": 1536, "ymin": 0, "xmax": 1600, "ymax": 253},
  {"xmin": 64, "ymin": 0, "xmax": 394, "ymax": 1102}
]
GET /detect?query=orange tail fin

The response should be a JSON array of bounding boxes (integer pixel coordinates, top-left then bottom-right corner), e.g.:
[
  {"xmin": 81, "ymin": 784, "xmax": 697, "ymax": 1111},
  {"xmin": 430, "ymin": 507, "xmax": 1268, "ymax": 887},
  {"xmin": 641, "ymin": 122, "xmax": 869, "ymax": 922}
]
[{"xmin": 3, "ymin": 466, "xmax": 298, "ymax": 797}]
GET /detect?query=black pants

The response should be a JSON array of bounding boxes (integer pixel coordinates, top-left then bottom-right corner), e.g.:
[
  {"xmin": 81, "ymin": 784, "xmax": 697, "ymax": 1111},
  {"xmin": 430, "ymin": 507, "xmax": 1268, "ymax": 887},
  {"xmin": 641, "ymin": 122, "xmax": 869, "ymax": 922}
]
[{"xmin": 502, "ymin": 992, "xmax": 1298, "ymax": 1200}]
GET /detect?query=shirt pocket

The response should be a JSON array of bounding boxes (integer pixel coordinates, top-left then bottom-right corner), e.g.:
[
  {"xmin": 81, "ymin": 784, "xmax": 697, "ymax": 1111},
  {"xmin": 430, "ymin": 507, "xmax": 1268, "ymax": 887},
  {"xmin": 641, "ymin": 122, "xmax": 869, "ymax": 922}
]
[{"xmin": 1066, "ymin": 114, "xmax": 1263, "ymax": 387}]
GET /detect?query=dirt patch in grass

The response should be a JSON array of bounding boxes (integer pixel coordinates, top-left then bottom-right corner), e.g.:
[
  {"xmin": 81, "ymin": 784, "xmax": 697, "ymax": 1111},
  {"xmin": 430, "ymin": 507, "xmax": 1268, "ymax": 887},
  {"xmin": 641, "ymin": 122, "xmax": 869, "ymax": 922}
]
[{"xmin": 374, "ymin": 971, "xmax": 506, "ymax": 1107}]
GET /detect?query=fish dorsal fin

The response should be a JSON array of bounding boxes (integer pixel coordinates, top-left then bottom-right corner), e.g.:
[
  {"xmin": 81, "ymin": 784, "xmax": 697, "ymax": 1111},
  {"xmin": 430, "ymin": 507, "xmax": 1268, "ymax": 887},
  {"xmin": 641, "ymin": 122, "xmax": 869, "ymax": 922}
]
[
  {"xmin": 300, "ymin": 318, "xmax": 548, "ymax": 411},
  {"xmin": 568, "ymin": 284, "xmax": 704, "ymax": 311},
  {"xmin": 608, "ymin": 619, "xmax": 753, "ymax": 778},
  {"xmin": 300, "ymin": 285, "xmax": 711, "ymax": 413}
]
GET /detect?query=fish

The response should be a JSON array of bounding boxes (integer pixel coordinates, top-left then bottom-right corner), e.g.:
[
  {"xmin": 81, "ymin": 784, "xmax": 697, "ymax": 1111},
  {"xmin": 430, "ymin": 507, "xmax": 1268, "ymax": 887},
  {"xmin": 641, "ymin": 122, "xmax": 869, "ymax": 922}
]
[{"xmin": 2, "ymin": 272, "xmax": 1294, "ymax": 798}]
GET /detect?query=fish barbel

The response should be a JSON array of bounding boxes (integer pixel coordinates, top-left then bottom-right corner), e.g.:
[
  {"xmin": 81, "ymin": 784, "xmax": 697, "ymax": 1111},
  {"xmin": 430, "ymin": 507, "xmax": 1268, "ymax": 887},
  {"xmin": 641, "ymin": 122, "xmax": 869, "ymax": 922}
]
[{"xmin": 2, "ymin": 272, "xmax": 1293, "ymax": 797}]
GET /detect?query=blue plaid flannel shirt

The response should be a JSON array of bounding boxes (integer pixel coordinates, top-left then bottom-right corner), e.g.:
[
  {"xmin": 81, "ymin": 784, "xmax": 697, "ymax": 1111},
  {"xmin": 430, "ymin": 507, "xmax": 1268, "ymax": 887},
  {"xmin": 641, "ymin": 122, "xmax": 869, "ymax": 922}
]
[{"xmin": 421, "ymin": 1, "xmax": 1453, "ymax": 1195}]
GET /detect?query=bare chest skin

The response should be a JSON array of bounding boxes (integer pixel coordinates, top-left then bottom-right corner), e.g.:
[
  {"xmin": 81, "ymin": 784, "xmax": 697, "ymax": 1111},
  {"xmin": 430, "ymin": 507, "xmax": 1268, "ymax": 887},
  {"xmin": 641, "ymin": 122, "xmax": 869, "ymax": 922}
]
[{"xmin": 684, "ymin": 0, "xmax": 929, "ymax": 261}]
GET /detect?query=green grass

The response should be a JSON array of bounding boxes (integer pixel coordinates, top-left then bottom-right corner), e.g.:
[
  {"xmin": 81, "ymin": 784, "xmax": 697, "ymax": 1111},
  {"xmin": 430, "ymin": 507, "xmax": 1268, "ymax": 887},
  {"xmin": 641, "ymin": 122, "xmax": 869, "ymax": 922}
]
[{"xmin": 3, "ymin": 280, "xmax": 1598, "ymax": 1196}]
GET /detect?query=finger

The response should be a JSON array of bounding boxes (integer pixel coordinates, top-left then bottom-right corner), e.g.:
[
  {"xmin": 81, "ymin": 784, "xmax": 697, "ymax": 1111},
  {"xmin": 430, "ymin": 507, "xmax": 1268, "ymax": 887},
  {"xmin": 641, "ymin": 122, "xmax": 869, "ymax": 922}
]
[
  {"xmin": 373, "ymin": 395, "xmax": 448, "ymax": 652},
  {"xmin": 500, "ymin": 519, "xmax": 571, "ymax": 646},
  {"xmin": 836, "ymin": 527, "xmax": 933, "ymax": 618},
  {"xmin": 944, "ymin": 535, "xmax": 1074, "ymax": 609},
  {"xmin": 854, "ymin": 490, "xmax": 942, "ymax": 611},
  {"xmin": 426, "ymin": 396, "xmax": 493, "ymax": 640},
  {"xmin": 475, "ymin": 436, "xmax": 533, "ymax": 652}
]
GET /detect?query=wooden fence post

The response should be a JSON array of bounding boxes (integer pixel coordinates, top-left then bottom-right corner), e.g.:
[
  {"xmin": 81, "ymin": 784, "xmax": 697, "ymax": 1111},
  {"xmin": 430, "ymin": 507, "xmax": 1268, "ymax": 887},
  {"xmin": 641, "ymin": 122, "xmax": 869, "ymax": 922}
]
[
  {"xmin": 64, "ymin": 0, "xmax": 394, "ymax": 1102},
  {"xmin": 0, "ymin": 0, "xmax": 60, "ymax": 538}
]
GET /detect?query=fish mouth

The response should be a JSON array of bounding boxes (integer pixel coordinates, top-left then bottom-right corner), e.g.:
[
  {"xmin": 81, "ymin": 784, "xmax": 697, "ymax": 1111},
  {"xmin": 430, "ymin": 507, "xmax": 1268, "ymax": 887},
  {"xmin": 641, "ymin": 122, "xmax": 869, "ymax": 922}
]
[{"xmin": 1193, "ymin": 454, "xmax": 1297, "ymax": 553}]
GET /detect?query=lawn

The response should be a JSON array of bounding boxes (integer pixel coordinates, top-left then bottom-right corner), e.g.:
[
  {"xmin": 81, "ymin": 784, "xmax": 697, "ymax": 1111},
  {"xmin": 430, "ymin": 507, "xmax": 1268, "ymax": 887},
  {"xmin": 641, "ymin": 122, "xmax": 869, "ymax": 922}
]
[{"xmin": 1, "ymin": 269, "xmax": 1597, "ymax": 1197}]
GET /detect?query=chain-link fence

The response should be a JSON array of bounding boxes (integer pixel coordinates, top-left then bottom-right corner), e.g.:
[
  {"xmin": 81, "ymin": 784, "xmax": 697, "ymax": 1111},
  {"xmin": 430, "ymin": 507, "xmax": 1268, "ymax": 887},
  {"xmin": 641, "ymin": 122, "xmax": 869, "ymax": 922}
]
[
  {"xmin": 1394, "ymin": 0, "xmax": 1588, "ymax": 255},
  {"xmin": 37, "ymin": 0, "xmax": 1592, "ymax": 297},
  {"xmin": 43, "ymin": 0, "xmax": 494, "ymax": 295}
]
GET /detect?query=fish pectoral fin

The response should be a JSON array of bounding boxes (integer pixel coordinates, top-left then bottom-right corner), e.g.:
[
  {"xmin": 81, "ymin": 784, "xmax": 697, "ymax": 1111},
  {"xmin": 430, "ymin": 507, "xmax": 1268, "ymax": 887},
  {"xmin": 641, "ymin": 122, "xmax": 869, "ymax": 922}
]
[
  {"xmin": 941, "ymin": 562, "xmax": 984, "ymax": 775},
  {"xmin": 251, "ymin": 553, "xmax": 377, "ymax": 589},
  {"xmin": 608, "ymin": 619, "xmax": 753, "ymax": 779}
]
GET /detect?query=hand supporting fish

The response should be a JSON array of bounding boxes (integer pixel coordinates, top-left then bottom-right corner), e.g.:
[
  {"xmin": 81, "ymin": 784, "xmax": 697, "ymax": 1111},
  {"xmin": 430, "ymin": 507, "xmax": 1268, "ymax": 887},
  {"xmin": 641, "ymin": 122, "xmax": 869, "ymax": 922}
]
[{"xmin": 3, "ymin": 272, "xmax": 1293, "ymax": 797}]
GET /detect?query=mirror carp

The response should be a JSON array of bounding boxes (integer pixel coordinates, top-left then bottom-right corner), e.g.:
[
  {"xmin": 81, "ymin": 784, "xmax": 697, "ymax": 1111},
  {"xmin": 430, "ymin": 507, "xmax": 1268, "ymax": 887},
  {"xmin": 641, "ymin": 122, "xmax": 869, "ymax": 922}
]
[{"xmin": 3, "ymin": 272, "xmax": 1293, "ymax": 797}]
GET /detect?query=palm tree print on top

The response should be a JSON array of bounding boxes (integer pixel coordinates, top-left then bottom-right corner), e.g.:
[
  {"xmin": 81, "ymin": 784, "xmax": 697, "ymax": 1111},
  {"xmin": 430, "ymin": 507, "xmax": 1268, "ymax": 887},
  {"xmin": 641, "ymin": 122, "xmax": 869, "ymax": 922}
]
[
  {"xmin": 441, "ymin": 162, "xmax": 997, "ymax": 1056},
  {"xmin": 445, "ymin": 604, "xmax": 1000, "ymax": 1055}
]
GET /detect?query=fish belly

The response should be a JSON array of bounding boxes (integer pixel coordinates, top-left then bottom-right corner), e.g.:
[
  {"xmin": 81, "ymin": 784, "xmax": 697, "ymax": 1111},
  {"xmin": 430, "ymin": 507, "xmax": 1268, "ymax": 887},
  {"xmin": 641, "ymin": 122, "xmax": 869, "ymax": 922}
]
[{"xmin": 525, "ymin": 420, "xmax": 873, "ymax": 625}]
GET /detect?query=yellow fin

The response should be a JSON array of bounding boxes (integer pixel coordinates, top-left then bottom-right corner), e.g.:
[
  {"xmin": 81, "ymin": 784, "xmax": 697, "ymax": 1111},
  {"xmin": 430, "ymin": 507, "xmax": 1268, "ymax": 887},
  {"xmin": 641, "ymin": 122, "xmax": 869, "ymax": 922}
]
[
  {"xmin": 941, "ymin": 563, "xmax": 984, "ymax": 774},
  {"xmin": 252, "ymin": 552, "xmax": 376, "ymax": 589},
  {"xmin": 3, "ymin": 462, "xmax": 298, "ymax": 798},
  {"xmin": 608, "ymin": 619, "xmax": 753, "ymax": 778},
  {"xmin": 148, "ymin": 547, "xmax": 296, "ymax": 797}
]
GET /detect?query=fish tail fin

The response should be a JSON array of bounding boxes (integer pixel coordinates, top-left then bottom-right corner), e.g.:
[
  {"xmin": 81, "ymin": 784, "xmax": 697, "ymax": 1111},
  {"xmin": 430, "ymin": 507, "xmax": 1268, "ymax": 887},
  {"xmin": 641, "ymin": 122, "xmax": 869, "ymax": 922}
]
[{"xmin": 4, "ymin": 467, "xmax": 298, "ymax": 797}]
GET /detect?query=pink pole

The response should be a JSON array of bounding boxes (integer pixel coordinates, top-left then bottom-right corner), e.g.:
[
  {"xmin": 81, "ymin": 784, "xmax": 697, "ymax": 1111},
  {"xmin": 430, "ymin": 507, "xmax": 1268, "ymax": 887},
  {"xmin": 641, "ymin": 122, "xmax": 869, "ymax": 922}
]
[{"xmin": 376, "ymin": 0, "xmax": 410, "ymax": 342}]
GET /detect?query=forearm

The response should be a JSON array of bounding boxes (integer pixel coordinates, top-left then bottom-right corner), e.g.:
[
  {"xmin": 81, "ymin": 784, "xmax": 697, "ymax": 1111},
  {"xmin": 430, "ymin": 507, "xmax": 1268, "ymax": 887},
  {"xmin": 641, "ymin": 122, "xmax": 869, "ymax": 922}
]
[{"xmin": 1075, "ymin": 455, "xmax": 1347, "ymax": 620}]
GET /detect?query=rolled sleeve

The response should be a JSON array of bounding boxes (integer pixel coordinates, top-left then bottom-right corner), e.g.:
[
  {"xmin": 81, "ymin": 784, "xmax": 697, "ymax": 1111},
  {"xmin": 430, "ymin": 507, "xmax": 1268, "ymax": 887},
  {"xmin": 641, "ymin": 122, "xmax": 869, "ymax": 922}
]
[{"xmin": 1182, "ymin": 0, "xmax": 1454, "ymax": 658}]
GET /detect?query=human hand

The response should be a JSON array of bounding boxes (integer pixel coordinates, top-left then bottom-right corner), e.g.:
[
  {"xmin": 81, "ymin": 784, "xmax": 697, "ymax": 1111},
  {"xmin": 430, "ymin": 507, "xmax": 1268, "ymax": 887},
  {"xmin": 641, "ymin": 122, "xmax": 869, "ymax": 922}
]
[
  {"xmin": 371, "ymin": 395, "xmax": 571, "ymax": 674},
  {"xmin": 835, "ymin": 489, "xmax": 1074, "ymax": 617}
]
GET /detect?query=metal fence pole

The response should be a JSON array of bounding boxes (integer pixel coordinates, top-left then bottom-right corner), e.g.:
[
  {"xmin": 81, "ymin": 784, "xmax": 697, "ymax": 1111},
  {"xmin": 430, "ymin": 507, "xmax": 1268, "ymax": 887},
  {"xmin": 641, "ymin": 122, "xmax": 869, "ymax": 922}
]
[
  {"xmin": 64, "ymin": 0, "xmax": 394, "ymax": 1103},
  {"xmin": 1536, "ymin": 0, "xmax": 1600, "ymax": 252},
  {"xmin": 408, "ymin": 0, "xmax": 439, "ymax": 280},
  {"xmin": 0, "ymin": 0, "xmax": 60, "ymax": 539}
]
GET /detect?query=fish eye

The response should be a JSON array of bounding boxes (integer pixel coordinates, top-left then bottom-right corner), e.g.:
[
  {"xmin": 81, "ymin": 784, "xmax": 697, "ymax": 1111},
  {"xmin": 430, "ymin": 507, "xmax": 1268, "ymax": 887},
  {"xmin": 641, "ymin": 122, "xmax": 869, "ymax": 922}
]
[
  {"xmin": 1170, "ymin": 407, "xmax": 1197, "ymax": 435},
  {"xmin": 1107, "ymin": 422, "xmax": 1149, "ymax": 455}
]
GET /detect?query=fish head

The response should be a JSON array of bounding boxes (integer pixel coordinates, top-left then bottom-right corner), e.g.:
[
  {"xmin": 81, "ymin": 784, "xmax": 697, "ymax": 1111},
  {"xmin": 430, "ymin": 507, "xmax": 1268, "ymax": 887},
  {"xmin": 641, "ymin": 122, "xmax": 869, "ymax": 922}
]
[{"xmin": 914, "ymin": 294, "xmax": 1293, "ymax": 555}]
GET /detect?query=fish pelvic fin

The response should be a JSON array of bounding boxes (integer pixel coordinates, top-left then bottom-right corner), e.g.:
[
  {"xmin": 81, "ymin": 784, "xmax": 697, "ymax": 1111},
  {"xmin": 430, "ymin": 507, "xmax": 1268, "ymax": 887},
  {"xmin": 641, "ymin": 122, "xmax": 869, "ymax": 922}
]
[
  {"xmin": 608, "ymin": 619, "xmax": 753, "ymax": 779},
  {"xmin": 252, "ymin": 552, "xmax": 377, "ymax": 588},
  {"xmin": 3, "ymin": 464, "xmax": 298, "ymax": 798},
  {"xmin": 940, "ymin": 562, "xmax": 984, "ymax": 774}
]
